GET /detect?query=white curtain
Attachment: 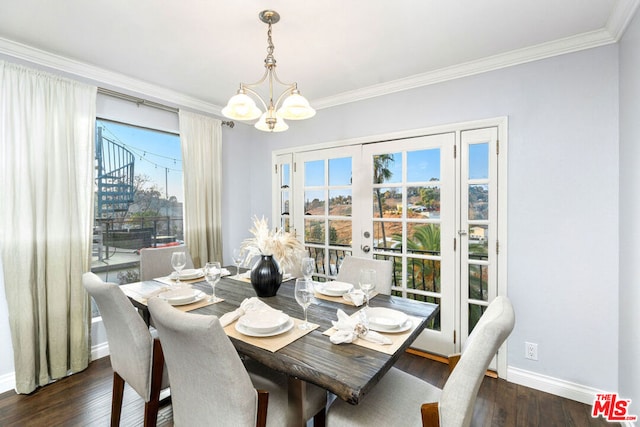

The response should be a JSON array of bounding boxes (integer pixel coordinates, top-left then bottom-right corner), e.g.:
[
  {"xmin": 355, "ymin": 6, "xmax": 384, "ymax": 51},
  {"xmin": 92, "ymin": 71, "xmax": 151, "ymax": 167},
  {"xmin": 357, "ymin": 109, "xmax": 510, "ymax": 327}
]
[
  {"xmin": 0, "ymin": 61, "xmax": 96, "ymax": 393},
  {"xmin": 179, "ymin": 110, "xmax": 223, "ymax": 267}
]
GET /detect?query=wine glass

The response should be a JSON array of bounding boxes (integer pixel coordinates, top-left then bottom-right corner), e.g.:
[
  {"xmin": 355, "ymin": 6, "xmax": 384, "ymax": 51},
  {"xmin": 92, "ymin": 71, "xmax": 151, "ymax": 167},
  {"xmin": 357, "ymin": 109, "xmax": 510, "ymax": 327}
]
[
  {"xmin": 232, "ymin": 248, "xmax": 244, "ymax": 278},
  {"xmin": 170, "ymin": 251, "xmax": 187, "ymax": 286},
  {"xmin": 294, "ymin": 279, "xmax": 314, "ymax": 330},
  {"xmin": 359, "ymin": 268, "xmax": 376, "ymax": 309},
  {"xmin": 203, "ymin": 261, "xmax": 222, "ymax": 302},
  {"xmin": 301, "ymin": 257, "xmax": 315, "ymax": 281}
]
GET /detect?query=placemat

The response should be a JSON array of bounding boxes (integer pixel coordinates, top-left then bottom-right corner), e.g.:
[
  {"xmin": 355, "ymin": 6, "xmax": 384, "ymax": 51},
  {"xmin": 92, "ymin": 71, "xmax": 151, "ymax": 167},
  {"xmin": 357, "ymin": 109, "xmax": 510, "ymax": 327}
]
[
  {"xmin": 313, "ymin": 291, "xmax": 379, "ymax": 306},
  {"xmin": 121, "ymin": 282, "xmax": 223, "ymax": 312},
  {"xmin": 224, "ymin": 318, "xmax": 318, "ymax": 353},
  {"xmin": 322, "ymin": 310, "xmax": 424, "ymax": 355}
]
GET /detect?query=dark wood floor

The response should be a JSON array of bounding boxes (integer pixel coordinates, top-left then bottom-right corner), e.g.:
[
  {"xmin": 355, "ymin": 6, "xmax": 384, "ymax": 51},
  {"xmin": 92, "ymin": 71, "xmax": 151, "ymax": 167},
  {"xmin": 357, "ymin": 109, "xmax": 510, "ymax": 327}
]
[{"xmin": 0, "ymin": 353, "xmax": 614, "ymax": 427}]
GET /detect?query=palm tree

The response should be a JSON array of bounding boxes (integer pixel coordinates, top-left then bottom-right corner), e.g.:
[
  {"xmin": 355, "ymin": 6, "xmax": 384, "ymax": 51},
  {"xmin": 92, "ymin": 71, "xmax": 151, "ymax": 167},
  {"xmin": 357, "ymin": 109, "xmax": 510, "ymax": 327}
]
[
  {"xmin": 373, "ymin": 154, "xmax": 394, "ymax": 248},
  {"xmin": 394, "ymin": 224, "xmax": 441, "ymax": 292}
]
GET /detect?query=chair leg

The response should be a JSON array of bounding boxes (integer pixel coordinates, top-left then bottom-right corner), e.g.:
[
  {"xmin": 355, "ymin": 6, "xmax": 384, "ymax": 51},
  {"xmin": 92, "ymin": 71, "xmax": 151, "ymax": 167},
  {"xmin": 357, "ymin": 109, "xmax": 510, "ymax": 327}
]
[
  {"xmin": 256, "ymin": 390, "xmax": 269, "ymax": 427},
  {"xmin": 144, "ymin": 338, "xmax": 165, "ymax": 427},
  {"xmin": 313, "ymin": 407, "xmax": 326, "ymax": 427},
  {"xmin": 111, "ymin": 372, "xmax": 125, "ymax": 427}
]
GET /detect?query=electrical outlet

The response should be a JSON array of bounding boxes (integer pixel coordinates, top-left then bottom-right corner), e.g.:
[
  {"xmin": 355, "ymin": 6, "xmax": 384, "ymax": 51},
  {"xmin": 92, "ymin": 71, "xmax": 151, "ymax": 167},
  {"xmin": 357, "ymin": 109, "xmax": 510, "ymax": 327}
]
[{"xmin": 525, "ymin": 342, "xmax": 538, "ymax": 360}]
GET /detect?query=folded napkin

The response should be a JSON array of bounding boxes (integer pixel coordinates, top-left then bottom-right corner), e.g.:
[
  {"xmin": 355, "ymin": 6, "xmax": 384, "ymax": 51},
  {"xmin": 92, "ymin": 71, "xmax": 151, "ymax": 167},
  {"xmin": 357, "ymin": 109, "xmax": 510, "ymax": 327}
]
[
  {"xmin": 345, "ymin": 290, "xmax": 365, "ymax": 307},
  {"xmin": 330, "ymin": 309, "xmax": 392, "ymax": 345},
  {"xmin": 219, "ymin": 297, "xmax": 281, "ymax": 327}
]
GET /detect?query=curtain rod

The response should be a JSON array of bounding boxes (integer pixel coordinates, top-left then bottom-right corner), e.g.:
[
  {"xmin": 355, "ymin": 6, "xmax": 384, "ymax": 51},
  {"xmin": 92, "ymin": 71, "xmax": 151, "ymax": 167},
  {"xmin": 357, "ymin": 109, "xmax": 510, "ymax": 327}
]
[{"xmin": 97, "ymin": 87, "xmax": 234, "ymax": 128}]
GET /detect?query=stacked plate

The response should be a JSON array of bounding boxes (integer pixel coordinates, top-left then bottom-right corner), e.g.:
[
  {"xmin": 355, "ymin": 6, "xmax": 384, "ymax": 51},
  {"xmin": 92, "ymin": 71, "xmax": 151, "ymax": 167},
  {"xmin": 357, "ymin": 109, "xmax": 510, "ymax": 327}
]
[
  {"xmin": 316, "ymin": 281, "xmax": 353, "ymax": 297},
  {"xmin": 236, "ymin": 310, "xmax": 294, "ymax": 337},
  {"xmin": 158, "ymin": 288, "xmax": 205, "ymax": 306},
  {"xmin": 366, "ymin": 307, "xmax": 412, "ymax": 333},
  {"xmin": 171, "ymin": 269, "xmax": 204, "ymax": 280}
]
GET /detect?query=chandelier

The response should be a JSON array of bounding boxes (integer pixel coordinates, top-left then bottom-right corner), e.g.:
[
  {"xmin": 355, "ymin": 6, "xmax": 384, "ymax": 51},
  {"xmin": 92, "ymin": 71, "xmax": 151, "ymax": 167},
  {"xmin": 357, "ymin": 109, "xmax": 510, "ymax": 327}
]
[{"xmin": 222, "ymin": 10, "xmax": 315, "ymax": 132}]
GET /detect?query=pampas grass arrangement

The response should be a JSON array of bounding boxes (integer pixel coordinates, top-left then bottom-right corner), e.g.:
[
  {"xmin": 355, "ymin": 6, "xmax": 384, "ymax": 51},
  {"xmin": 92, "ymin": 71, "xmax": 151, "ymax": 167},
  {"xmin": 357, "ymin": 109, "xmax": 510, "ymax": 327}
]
[{"xmin": 240, "ymin": 216, "xmax": 305, "ymax": 273}]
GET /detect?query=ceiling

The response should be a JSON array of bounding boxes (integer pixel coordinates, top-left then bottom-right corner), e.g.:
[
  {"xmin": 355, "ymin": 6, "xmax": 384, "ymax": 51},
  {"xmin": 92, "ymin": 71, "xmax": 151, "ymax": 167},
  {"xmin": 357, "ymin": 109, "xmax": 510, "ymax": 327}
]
[{"xmin": 0, "ymin": 0, "xmax": 637, "ymax": 115}]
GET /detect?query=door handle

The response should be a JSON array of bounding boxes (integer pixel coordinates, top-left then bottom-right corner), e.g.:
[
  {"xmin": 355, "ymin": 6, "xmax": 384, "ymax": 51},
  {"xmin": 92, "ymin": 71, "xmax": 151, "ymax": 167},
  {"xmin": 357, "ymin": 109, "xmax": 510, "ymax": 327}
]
[{"xmin": 361, "ymin": 245, "xmax": 370, "ymax": 253}]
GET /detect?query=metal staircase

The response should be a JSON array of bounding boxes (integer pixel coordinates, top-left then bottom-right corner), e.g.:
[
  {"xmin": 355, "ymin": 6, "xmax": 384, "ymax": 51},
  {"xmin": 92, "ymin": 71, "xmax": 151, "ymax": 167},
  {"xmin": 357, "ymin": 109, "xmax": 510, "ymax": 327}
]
[{"xmin": 95, "ymin": 126, "xmax": 135, "ymax": 217}]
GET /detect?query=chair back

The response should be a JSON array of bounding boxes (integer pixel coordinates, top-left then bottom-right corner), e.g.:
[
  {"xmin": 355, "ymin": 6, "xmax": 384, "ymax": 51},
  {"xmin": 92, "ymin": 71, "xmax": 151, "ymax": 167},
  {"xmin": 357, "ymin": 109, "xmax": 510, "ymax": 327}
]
[
  {"xmin": 139, "ymin": 245, "xmax": 195, "ymax": 281},
  {"xmin": 82, "ymin": 272, "xmax": 163, "ymax": 400},
  {"xmin": 336, "ymin": 256, "xmax": 394, "ymax": 295},
  {"xmin": 147, "ymin": 297, "xmax": 261, "ymax": 427},
  {"xmin": 439, "ymin": 296, "xmax": 515, "ymax": 427}
]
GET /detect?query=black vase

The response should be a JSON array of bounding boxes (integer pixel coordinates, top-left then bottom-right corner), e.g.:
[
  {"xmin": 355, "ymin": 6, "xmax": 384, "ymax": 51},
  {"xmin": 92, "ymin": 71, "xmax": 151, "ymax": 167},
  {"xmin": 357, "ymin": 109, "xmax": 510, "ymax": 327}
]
[{"xmin": 250, "ymin": 254, "xmax": 283, "ymax": 297}]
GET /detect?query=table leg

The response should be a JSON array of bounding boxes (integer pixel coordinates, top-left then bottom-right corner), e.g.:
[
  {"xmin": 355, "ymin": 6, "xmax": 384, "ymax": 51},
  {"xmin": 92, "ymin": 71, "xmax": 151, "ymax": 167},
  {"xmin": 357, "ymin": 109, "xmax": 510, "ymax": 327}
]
[{"xmin": 287, "ymin": 377, "xmax": 306, "ymax": 427}]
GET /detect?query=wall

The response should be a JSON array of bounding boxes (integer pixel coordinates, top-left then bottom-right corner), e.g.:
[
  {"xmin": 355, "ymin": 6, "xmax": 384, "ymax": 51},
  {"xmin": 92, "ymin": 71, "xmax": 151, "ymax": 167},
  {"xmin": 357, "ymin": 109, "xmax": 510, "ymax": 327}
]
[
  {"xmin": 619, "ymin": 8, "xmax": 640, "ymax": 418},
  {"xmin": 225, "ymin": 45, "xmax": 621, "ymax": 396}
]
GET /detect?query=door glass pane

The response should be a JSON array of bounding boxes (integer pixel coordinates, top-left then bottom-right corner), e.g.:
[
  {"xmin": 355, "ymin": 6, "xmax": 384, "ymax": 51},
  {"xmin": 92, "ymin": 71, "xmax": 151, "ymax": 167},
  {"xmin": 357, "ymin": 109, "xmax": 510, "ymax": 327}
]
[
  {"xmin": 469, "ymin": 264, "xmax": 489, "ymax": 301},
  {"xmin": 406, "ymin": 223, "xmax": 440, "ymax": 255},
  {"xmin": 328, "ymin": 220, "xmax": 351, "ymax": 246},
  {"xmin": 281, "ymin": 191, "xmax": 289, "ymax": 215},
  {"xmin": 329, "ymin": 190, "xmax": 352, "ymax": 216},
  {"xmin": 304, "ymin": 190, "xmax": 325, "ymax": 215},
  {"xmin": 305, "ymin": 160, "xmax": 324, "ymax": 186},
  {"xmin": 407, "ymin": 149, "xmax": 440, "ymax": 182},
  {"xmin": 281, "ymin": 163, "xmax": 290, "ymax": 187},
  {"xmin": 469, "ymin": 303, "xmax": 487, "ymax": 333},
  {"xmin": 468, "ymin": 225, "xmax": 488, "ymax": 259},
  {"xmin": 469, "ymin": 184, "xmax": 488, "ymax": 220},
  {"xmin": 469, "ymin": 143, "xmax": 489, "ymax": 180},
  {"xmin": 304, "ymin": 219, "xmax": 325, "ymax": 244},
  {"xmin": 408, "ymin": 185, "xmax": 440, "ymax": 219},
  {"xmin": 374, "ymin": 221, "xmax": 400, "ymax": 250},
  {"xmin": 407, "ymin": 258, "xmax": 441, "ymax": 293},
  {"xmin": 329, "ymin": 157, "xmax": 352, "ymax": 186},
  {"xmin": 373, "ymin": 188, "xmax": 402, "ymax": 218},
  {"xmin": 373, "ymin": 153, "xmax": 401, "ymax": 184}
]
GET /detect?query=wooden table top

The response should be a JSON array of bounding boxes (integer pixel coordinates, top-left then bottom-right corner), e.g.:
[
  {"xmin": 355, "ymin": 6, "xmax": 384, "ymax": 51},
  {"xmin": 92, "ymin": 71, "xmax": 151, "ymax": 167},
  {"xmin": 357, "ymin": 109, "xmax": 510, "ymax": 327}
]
[{"xmin": 127, "ymin": 271, "xmax": 438, "ymax": 405}]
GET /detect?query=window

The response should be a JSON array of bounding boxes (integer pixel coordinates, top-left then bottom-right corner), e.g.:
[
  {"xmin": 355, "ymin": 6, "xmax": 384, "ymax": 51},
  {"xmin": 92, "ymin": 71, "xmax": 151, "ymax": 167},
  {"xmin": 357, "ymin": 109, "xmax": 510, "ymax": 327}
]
[{"xmin": 91, "ymin": 119, "xmax": 183, "ymax": 295}]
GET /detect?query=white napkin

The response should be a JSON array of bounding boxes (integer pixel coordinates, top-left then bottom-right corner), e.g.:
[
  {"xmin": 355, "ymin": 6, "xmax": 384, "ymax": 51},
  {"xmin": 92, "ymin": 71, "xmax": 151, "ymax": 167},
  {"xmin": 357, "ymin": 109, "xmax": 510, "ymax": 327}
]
[
  {"xmin": 219, "ymin": 297, "xmax": 280, "ymax": 327},
  {"xmin": 345, "ymin": 290, "xmax": 365, "ymax": 306},
  {"xmin": 330, "ymin": 309, "xmax": 392, "ymax": 345}
]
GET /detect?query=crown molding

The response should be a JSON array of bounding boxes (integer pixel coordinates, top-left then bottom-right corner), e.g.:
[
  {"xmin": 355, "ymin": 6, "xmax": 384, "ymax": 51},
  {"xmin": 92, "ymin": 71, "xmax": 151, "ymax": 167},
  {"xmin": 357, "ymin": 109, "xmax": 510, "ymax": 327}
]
[
  {"xmin": 606, "ymin": 0, "xmax": 640, "ymax": 40},
  {"xmin": 0, "ymin": 7, "xmax": 633, "ymax": 115},
  {"xmin": 0, "ymin": 36, "xmax": 224, "ymax": 117},
  {"xmin": 312, "ymin": 28, "xmax": 617, "ymax": 109}
]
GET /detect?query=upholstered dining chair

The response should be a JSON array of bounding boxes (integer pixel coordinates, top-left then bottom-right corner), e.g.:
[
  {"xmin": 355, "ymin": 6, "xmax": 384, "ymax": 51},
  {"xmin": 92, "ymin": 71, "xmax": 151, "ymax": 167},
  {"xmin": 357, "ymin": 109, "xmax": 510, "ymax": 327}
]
[
  {"xmin": 147, "ymin": 297, "xmax": 327, "ymax": 427},
  {"xmin": 336, "ymin": 256, "xmax": 394, "ymax": 295},
  {"xmin": 139, "ymin": 245, "xmax": 195, "ymax": 281},
  {"xmin": 326, "ymin": 296, "xmax": 515, "ymax": 427},
  {"xmin": 82, "ymin": 272, "xmax": 169, "ymax": 427}
]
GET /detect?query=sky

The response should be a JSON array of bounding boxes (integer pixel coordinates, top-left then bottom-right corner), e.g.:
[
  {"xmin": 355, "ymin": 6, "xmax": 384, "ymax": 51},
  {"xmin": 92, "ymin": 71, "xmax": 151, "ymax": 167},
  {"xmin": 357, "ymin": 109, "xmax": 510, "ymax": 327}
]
[{"xmin": 97, "ymin": 119, "xmax": 184, "ymax": 202}]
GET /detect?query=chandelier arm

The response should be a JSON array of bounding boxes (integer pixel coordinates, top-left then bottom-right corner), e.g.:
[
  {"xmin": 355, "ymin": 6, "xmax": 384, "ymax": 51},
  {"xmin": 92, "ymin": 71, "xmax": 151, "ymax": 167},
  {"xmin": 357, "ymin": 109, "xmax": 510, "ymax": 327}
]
[
  {"xmin": 273, "ymin": 87, "xmax": 297, "ymax": 111},
  {"xmin": 240, "ymin": 85, "xmax": 269, "ymax": 112},
  {"xmin": 239, "ymin": 67, "xmax": 270, "ymax": 91},
  {"xmin": 270, "ymin": 67, "xmax": 298, "ymax": 89}
]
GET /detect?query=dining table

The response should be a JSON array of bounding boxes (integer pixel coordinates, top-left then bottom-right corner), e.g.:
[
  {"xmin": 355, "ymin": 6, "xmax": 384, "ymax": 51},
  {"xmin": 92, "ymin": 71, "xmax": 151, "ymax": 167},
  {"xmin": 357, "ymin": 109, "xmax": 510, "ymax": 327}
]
[{"xmin": 121, "ymin": 268, "xmax": 439, "ymax": 427}]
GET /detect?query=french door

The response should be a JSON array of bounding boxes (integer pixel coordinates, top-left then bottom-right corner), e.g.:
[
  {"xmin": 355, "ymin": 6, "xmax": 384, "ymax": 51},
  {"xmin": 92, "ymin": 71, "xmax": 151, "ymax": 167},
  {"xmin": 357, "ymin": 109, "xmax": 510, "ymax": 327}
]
[{"xmin": 276, "ymin": 122, "xmax": 505, "ymax": 371}]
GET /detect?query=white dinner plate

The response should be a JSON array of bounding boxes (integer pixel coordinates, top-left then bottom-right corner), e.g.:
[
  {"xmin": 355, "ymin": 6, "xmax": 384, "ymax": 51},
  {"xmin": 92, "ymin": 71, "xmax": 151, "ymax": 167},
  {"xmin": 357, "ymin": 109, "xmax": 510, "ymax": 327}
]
[
  {"xmin": 177, "ymin": 269, "xmax": 204, "ymax": 280},
  {"xmin": 159, "ymin": 289, "xmax": 206, "ymax": 306},
  {"xmin": 235, "ymin": 318, "xmax": 295, "ymax": 337},
  {"xmin": 369, "ymin": 318, "xmax": 413, "ymax": 333},
  {"xmin": 238, "ymin": 311, "xmax": 290, "ymax": 334},
  {"xmin": 366, "ymin": 307, "xmax": 409, "ymax": 331},
  {"xmin": 316, "ymin": 281, "xmax": 353, "ymax": 296}
]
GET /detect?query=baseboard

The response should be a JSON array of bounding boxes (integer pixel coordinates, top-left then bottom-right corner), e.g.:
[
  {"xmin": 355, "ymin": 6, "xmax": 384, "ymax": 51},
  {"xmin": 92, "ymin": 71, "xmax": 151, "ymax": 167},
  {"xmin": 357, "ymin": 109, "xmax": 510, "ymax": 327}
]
[
  {"xmin": 0, "ymin": 371, "xmax": 15, "ymax": 394},
  {"xmin": 508, "ymin": 366, "xmax": 608, "ymax": 405},
  {"xmin": 0, "ymin": 342, "xmax": 111, "ymax": 395},
  {"xmin": 91, "ymin": 342, "xmax": 110, "ymax": 361}
]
